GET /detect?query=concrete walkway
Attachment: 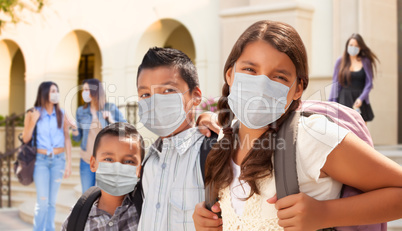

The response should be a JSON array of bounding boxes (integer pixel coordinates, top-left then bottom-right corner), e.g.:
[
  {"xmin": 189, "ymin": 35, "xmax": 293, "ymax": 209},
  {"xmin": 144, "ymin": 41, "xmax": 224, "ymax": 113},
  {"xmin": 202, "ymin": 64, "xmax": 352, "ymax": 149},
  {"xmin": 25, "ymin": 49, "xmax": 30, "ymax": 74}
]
[{"xmin": 0, "ymin": 208, "xmax": 32, "ymax": 231}]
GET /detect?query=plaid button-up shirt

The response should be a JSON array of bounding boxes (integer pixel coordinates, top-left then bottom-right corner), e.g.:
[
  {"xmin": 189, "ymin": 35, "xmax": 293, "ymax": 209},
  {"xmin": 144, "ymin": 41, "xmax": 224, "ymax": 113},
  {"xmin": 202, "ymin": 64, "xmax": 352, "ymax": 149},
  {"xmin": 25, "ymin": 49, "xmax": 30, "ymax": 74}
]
[
  {"xmin": 62, "ymin": 193, "xmax": 139, "ymax": 231},
  {"xmin": 138, "ymin": 127, "xmax": 206, "ymax": 231}
]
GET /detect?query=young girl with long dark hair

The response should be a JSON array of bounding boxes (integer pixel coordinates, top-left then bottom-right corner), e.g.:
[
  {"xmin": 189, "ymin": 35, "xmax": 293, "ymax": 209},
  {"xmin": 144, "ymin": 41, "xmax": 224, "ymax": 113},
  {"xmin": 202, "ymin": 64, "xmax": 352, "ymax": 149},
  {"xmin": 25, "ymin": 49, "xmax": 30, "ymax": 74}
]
[
  {"xmin": 71, "ymin": 78, "xmax": 125, "ymax": 193},
  {"xmin": 329, "ymin": 33, "xmax": 379, "ymax": 122},
  {"xmin": 22, "ymin": 81, "xmax": 72, "ymax": 231},
  {"xmin": 193, "ymin": 20, "xmax": 402, "ymax": 231}
]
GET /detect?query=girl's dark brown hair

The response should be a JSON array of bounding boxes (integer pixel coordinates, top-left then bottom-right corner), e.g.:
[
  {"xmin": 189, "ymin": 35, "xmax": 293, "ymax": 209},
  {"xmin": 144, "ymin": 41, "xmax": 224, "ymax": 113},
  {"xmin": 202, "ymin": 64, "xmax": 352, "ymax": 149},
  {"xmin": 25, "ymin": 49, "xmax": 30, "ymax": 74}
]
[
  {"xmin": 338, "ymin": 33, "xmax": 379, "ymax": 87},
  {"xmin": 34, "ymin": 81, "xmax": 63, "ymax": 128},
  {"xmin": 205, "ymin": 20, "xmax": 309, "ymax": 199},
  {"xmin": 83, "ymin": 78, "xmax": 106, "ymax": 111}
]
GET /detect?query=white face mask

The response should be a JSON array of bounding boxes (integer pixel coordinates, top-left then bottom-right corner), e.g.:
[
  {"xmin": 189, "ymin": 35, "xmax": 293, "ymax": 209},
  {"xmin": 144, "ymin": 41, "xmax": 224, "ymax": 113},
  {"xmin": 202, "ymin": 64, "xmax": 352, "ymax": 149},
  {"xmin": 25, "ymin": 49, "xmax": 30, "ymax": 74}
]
[
  {"xmin": 228, "ymin": 67, "xmax": 296, "ymax": 129},
  {"xmin": 49, "ymin": 92, "xmax": 59, "ymax": 104},
  {"xmin": 347, "ymin": 45, "xmax": 360, "ymax": 56},
  {"xmin": 138, "ymin": 90, "xmax": 190, "ymax": 137},
  {"xmin": 96, "ymin": 162, "xmax": 138, "ymax": 196},
  {"xmin": 82, "ymin": 91, "xmax": 92, "ymax": 103}
]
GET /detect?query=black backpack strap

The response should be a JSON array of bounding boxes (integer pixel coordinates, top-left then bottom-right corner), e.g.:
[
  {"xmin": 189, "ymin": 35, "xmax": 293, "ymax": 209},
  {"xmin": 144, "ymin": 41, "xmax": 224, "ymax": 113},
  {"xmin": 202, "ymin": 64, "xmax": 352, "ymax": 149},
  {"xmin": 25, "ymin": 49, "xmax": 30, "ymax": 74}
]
[
  {"xmin": 274, "ymin": 111, "xmax": 301, "ymax": 199},
  {"xmin": 200, "ymin": 131, "xmax": 219, "ymax": 183},
  {"xmin": 67, "ymin": 186, "xmax": 101, "ymax": 231},
  {"xmin": 200, "ymin": 131, "xmax": 220, "ymax": 218},
  {"xmin": 132, "ymin": 157, "xmax": 148, "ymax": 217}
]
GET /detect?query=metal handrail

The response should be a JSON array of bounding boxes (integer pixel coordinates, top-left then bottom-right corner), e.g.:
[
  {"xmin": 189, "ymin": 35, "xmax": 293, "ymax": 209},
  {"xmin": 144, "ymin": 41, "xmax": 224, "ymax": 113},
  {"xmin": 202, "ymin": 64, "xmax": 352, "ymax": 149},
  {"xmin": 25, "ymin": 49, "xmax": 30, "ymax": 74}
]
[{"xmin": 0, "ymin": 112, "xmax": 25, "ymax": 208}]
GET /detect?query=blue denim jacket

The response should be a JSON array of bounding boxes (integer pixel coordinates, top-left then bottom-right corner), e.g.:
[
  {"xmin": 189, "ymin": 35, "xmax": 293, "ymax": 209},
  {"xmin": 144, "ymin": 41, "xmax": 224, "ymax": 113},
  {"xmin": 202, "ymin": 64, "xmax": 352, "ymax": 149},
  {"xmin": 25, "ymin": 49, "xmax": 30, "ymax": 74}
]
[{"xmin": 72, "ymin": 102, "xmax": 126, "ymax": 151}]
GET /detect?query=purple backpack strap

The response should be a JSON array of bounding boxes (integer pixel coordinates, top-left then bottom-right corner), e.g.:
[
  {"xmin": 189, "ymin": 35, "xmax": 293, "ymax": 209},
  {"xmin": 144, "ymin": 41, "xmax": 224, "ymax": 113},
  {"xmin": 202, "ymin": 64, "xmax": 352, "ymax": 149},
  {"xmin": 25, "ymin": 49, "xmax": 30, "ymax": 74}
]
[{"xmin": 300, "ymin": 100, "xmax": 385, "ymax": 231}]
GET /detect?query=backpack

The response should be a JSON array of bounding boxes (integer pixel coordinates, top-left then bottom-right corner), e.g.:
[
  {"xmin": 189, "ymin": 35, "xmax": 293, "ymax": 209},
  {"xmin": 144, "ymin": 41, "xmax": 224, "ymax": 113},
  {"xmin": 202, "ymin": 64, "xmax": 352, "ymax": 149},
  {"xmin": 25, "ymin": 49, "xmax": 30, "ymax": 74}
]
[
  {"xmin": 275, "ymin": 100, "xmax": 386, "ymax": 231},
  {"xmin": 13, "ymin": 109, "xmax": 38, "ymax": 186},
  {"xmin": 66, "ymin": 132, "xmax": 218, "ymax": 231}
]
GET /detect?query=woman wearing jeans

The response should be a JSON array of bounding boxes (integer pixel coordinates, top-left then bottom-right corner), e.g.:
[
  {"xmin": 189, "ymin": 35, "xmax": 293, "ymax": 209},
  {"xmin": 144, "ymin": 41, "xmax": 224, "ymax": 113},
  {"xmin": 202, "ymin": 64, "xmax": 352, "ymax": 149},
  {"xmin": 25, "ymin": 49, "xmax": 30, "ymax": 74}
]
[
  {"xmin": 70, "ymin": 79, "xmax": 125, "ymax": 193},
  {"xmin": 22, "ymin": 81, "xmax": 72, "ymax": 231}
]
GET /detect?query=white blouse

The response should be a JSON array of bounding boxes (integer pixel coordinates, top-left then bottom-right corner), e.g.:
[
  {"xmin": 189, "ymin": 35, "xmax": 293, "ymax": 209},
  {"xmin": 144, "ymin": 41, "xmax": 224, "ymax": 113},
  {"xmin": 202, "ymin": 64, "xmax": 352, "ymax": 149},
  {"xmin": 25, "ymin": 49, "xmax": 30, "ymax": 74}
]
[{"xmin": 220, "ymin": 114, "xmax": 350, "ymax": 230}]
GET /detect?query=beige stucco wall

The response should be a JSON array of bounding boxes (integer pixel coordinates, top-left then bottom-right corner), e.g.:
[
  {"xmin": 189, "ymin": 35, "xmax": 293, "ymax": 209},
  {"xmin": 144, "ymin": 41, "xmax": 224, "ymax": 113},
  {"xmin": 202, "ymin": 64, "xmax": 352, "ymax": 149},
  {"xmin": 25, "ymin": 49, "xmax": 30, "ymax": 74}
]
[{"xmin": 0, "ymin": 0, "xmax": 221, "ymax": 143}]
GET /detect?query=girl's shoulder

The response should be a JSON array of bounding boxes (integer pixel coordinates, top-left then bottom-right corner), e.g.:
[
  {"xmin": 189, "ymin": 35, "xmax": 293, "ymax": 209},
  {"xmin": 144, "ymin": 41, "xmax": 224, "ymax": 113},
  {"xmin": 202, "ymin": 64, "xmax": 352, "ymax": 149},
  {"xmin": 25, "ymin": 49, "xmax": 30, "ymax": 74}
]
[
  {"xmin": 297, "ymin": 114, "xmax": 350, "ymax": 148},
  {"xmin": 76, "ymin": 105, "xmax": 86, "ymax": 113}
]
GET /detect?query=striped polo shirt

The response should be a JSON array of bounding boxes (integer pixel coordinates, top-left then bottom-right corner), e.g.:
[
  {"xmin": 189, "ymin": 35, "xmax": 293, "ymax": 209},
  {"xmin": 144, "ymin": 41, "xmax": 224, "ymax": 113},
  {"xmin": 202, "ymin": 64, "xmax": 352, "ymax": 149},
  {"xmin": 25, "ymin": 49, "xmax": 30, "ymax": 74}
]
[{"xmin": 138, "ymin": 127, "xmax": 205, "ymax": 231}]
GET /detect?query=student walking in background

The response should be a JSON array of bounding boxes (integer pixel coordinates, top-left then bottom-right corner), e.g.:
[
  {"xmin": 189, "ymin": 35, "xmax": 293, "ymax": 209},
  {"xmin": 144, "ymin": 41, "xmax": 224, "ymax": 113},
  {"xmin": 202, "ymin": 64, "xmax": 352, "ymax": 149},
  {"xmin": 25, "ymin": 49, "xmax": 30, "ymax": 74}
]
[
  {"xmin": 329, "ymin": 33, "xmax": 379, "ymax": 122},
  {"xmin": 22, "ymin": 81, "xmax": 72, "ymax": 231},
  {"xmin": 70, "ymin": 78, "xmax": 126, "ymax": 193}
]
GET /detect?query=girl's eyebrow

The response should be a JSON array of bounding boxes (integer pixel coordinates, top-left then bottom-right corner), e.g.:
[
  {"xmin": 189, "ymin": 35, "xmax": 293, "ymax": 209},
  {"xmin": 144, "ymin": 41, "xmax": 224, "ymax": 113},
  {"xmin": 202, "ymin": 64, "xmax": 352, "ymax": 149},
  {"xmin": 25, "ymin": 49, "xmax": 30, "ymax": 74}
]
[
  {"xmin": 240, "ymin": 60, "xmax": 258, "ymax": 66},
  {"xmin": 275, "ymin": 69, "xmax": 292, "ymax": 77}
]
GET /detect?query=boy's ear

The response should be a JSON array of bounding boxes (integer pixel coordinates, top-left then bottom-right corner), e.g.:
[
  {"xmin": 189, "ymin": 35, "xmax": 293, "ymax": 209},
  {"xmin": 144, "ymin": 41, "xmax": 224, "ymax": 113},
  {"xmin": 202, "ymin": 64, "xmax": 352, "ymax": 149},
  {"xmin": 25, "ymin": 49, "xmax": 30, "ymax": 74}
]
[
  {"xmin": 292, "ymin": 79, "xmax": 304, "ymax": 101},
  {"xmin": 89, "ymin": 156, "xmax": 98, "ymax": 173},
  {"xmin": 191, "ymin": 87, "xmax": 202, "ymax": 106},
  {"xmin": 225, "ymin": 67, "xmax": 234, "ymax": 87}
]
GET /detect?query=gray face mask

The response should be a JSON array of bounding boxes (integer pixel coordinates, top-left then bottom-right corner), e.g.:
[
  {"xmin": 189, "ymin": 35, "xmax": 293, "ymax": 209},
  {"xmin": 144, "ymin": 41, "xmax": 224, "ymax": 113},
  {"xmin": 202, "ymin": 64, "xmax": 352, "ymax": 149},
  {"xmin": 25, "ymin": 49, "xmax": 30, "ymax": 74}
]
[
  {"xmin": 228, "ymin": 64, "xmax": 295, "ymax": 129},
  {"xmin": 138, "ymin": 90, "xmax": 191, "ymax": 137},
  {"xmin": 96, "ymin": 162, "xmax": 138, "ymax": 196},
  {"xmin": 347, "ymin": 46, "xmax": 360, "ymax": 56},
  {"xmin": 49, "ymin": 93, "xmax": 60, "ymax": 104}
]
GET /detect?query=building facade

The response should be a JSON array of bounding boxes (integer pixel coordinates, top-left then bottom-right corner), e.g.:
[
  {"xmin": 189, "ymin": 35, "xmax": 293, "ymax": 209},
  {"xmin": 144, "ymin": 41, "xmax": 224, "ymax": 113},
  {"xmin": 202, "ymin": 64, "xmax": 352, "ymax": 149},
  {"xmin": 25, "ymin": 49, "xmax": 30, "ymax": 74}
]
[{"xmin": 0, "ymin": 0, "xmax": 399, "ymax": 145}]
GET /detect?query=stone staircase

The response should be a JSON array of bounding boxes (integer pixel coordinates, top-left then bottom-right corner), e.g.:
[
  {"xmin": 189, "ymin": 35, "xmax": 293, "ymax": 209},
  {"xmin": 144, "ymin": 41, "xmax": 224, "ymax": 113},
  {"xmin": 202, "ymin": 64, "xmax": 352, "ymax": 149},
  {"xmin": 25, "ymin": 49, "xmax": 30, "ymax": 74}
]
[{"xmin": 2, "ymin": 147, "xmax": 82, "ymax": 230}]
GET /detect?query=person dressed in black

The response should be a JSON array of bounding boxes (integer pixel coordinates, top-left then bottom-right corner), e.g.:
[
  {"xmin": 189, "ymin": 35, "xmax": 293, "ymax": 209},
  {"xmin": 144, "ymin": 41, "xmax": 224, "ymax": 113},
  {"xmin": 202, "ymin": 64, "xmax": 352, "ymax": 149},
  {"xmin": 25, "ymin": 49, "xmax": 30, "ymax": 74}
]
[{"xmin": 329, "ymin": 33, "xmax": 379, "ymax": 122}]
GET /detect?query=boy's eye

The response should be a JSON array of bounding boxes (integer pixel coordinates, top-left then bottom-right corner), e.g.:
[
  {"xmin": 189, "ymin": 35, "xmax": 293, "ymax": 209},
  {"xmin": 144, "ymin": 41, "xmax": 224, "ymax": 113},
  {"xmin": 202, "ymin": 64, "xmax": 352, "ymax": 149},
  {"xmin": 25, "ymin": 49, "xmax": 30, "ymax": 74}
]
[
  {"xmin": 273, "ymin": 75, "xmax": 288, "ymax": 82},
  {"xmin": 163, "ymin": 88, "xmax": 177, "ymax": 94},
  {"xmin": 123, "ymin": 159, "xmax": 136, "ymax": 165},
  {"xmin": 104, "ymin": 158, "xmax": 113, "ymax": 162},
  {"xmin": 140, "ymin": 93, "xmax": 150, "ymax": 98}
]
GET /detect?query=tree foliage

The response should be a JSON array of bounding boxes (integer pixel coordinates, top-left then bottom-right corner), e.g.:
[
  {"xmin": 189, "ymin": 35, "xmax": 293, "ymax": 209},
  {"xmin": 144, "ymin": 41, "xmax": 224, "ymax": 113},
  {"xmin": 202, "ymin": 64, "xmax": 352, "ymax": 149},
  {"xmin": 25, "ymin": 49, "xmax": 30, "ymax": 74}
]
[{"xmin": 0, "ymin": 0, "xmax": 44, "ymax": 33}]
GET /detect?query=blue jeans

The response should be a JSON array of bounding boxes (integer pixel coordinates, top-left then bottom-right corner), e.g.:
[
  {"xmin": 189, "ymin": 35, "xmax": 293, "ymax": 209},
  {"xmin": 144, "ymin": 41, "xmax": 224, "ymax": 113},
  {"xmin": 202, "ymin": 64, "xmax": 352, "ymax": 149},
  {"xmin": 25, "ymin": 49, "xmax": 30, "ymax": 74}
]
[
  {"xmin": 33, "ymin": 153, "xmax": 65, "ymax": 231},
  {"xmin": 80, "ymin": 158, "xmax": 96, "ymax": 193}
]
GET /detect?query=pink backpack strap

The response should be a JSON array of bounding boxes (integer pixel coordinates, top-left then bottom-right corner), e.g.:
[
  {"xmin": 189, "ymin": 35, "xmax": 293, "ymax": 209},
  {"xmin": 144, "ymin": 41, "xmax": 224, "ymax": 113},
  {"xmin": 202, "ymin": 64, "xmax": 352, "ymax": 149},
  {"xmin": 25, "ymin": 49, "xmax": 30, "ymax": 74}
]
[{"xmin": 300, "ymin": 100, "xmax": 373, "ymax": 147}]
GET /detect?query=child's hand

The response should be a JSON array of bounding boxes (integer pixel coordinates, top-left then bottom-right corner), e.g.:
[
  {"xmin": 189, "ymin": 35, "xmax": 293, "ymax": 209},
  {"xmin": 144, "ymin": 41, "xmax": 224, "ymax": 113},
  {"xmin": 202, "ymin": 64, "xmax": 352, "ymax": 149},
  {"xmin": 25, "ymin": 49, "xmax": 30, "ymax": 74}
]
[
  {"xmin": 193, "ymin": 201, "xmax": 222, "ymax": 231},
  {"xmin": 353, "ymin": 99, "xmax": 362, "ymax": 109},
  {"xmin": 29, "ymin": 108, "xmax": 41, "ymax": 124},
  {"xmin": 102, "ymin": 111, "xmax": 115, "ymax": 124},
  {"xmin": 267, "ymin": 193, "xmax": 325, "ymax": 231},
  {"xmin": 64, "ymin": 162, "xmax": 72, "ymax": 179},
  {"xmin": 196, "ymin": 112, "xmax": 220, "ymax": 137}
]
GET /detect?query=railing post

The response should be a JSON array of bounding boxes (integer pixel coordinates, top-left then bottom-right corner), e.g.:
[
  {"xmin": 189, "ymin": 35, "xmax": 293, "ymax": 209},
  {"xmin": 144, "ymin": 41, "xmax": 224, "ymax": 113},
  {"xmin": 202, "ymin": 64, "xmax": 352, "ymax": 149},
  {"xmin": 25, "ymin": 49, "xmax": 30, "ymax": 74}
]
[
  {"xmin": 126, "ymin": 102, "xmax": 138, "ymax": 125},
  {"xmin": 4, "ymin": 114, "xmax": 15, "ymax": 208}
]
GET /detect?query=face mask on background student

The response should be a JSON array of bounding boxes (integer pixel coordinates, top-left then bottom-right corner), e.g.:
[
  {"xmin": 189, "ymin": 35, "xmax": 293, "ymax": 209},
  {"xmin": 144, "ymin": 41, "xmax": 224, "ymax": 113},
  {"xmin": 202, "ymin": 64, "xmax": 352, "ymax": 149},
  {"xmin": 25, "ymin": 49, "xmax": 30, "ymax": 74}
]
[
  {"xmin": 49, "ymin": 92, "xmax": 60, "ymax": 104},
  {"xmin": 228, "ymin": 67, "xmax": 295, "ymax": 129},
  {"xmin": 82, "ymin": 91, "xmax": 92, "ymax": 103},
  {"xmin": 138, "ymin": 90, "xmax": 191, "ymax": 137},
  {"xmin": 95, "ymin": 162, "xmax": 138, "ymax": 196},
  {"xmin": 347, "ymin": 46, "xmax": 360, "ymax": 56}
]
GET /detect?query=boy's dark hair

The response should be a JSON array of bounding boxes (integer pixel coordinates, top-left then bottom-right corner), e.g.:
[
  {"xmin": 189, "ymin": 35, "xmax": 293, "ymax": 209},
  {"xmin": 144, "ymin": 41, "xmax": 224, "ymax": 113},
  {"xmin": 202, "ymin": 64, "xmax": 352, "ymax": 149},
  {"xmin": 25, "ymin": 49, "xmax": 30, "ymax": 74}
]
[
  {"xmin": 92, "ymin": 122, "xmax": 145, "ymax": 161},
  {"xmin": 137, "ymin": 47, "xmax": 199, "ymax": 92}
]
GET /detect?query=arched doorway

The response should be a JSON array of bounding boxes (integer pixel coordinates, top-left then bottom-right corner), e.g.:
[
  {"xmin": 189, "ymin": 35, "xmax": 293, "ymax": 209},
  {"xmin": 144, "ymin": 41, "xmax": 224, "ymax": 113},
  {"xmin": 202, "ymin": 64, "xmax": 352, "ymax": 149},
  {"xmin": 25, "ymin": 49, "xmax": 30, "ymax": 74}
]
[
  {"xmin": 0, "ymin": 40, "xmax": 26, "ymax": 115},
  {"xmin": 136, "ymin": 19, "xmax": 196, "ymax": 64},
  {"xmin": 47, "ymin": 30, "xmax": 102, "ymax": 116}
]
